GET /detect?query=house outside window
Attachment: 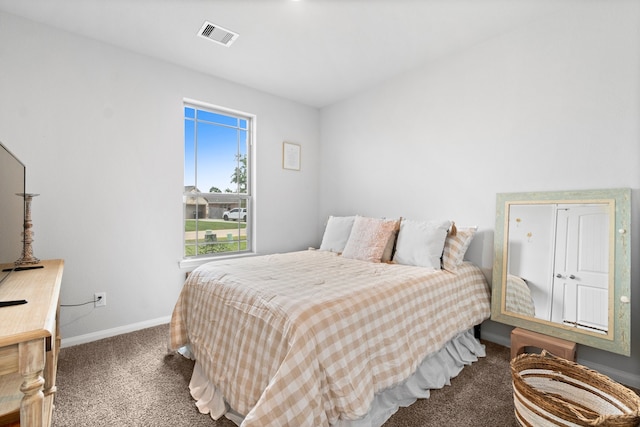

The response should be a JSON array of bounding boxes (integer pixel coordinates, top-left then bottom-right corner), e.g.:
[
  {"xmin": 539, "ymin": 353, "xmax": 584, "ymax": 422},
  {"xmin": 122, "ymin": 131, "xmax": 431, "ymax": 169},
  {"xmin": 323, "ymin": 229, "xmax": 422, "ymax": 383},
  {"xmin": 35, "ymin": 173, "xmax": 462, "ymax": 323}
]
[{"xmin": 183, "ymin": 101, "xmax": 253, "ymax": 258}]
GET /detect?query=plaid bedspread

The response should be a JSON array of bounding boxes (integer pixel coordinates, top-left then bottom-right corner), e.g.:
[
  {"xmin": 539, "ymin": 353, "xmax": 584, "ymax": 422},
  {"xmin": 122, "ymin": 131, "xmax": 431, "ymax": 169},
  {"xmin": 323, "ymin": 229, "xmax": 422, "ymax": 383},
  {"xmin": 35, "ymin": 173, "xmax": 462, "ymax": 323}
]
[{"xmin": 170, "ymin": 250, "xmax": 490, "ymax": 426}]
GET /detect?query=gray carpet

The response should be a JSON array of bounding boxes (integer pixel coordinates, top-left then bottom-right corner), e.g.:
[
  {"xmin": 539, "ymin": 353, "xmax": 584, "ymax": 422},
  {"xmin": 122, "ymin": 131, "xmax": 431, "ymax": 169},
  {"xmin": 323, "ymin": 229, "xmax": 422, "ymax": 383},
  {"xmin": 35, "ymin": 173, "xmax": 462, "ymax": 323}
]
[{"xmin": 52, "ymin": 324, "xmax": 518, "ymax": 426}]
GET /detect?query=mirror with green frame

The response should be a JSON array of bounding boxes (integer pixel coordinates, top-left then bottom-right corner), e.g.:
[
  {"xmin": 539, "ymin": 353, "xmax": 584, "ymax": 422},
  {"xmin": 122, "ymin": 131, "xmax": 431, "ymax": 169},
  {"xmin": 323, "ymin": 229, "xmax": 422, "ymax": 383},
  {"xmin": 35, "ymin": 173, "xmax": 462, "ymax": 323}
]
[{"xmin": 490, "ymin": 188, "xmax": 631, "ymax": 356}]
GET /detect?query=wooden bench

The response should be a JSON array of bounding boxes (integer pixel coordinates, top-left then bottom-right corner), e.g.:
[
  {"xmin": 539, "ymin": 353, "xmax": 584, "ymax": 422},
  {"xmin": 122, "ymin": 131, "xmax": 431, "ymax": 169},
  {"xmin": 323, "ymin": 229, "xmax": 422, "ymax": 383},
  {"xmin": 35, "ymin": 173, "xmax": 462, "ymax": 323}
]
[{"xmin": 510, "ymin": 327, "xmax": 576, "ymax": 361}]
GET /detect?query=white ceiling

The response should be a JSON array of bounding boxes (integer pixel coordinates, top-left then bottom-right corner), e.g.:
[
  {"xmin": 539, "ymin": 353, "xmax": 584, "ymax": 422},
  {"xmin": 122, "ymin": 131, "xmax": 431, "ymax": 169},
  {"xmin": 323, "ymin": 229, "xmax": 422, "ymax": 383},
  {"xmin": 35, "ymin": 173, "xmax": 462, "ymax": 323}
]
[{"xmin": 0, "ymin": 0, "xmax": 576, "ymax": 108}]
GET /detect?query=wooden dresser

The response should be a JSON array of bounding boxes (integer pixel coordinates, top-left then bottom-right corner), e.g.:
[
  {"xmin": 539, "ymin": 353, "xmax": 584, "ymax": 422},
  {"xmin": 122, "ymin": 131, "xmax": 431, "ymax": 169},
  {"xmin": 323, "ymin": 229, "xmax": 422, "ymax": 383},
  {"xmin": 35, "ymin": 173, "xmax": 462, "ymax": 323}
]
[{"xmin": 0, "ymin": 260, "xmax": 63, "ymax": 427}]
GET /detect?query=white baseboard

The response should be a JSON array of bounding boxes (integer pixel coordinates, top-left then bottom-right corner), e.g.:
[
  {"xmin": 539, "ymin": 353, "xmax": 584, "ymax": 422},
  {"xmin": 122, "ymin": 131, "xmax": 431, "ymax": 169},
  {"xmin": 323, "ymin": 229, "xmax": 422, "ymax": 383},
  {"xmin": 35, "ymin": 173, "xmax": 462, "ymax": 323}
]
[
  {"xmin": 480, "ymin": 329, "xmax": 640, "ymax": 389},
  {"xmin": 60, "ymin": 315, "xmax": 172, "ymax": 348}
]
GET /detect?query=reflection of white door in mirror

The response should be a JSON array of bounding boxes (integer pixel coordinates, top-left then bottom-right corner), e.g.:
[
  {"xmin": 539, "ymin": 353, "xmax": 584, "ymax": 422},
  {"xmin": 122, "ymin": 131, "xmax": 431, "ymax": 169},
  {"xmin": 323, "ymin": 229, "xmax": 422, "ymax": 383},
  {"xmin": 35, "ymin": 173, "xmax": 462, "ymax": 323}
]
[{"xmin": 550, "ymin": 204, "xmax": 609, "ymax": 333}]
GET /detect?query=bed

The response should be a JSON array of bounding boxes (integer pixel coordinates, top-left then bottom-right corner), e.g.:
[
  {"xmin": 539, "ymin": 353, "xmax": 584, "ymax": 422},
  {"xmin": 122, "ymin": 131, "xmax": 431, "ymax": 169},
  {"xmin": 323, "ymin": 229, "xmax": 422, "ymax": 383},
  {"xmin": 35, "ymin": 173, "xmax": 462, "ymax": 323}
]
[{"xmin": 169, "ymin": 216, "xmax": 491, "ymax": 427}]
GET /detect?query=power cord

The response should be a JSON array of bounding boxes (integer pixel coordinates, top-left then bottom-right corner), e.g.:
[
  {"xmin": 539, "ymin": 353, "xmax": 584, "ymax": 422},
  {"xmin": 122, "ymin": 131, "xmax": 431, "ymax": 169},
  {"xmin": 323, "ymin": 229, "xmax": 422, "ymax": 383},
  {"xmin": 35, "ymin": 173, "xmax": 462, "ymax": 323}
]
[
  {"xmin": 0, "ymin": 267, "xmax": 16, "ymax": 286},
  {"xmin": 61, "ymin": 295, "xmax": 103, "ymax": 307}
]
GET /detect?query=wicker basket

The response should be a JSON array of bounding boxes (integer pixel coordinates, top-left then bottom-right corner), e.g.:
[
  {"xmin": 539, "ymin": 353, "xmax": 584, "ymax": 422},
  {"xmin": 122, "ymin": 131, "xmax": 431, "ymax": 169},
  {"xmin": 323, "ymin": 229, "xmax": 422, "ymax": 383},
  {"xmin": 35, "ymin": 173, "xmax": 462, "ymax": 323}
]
[{"xmin": 511, "ymin": 351, "xmax": 640, "ymax": 426}]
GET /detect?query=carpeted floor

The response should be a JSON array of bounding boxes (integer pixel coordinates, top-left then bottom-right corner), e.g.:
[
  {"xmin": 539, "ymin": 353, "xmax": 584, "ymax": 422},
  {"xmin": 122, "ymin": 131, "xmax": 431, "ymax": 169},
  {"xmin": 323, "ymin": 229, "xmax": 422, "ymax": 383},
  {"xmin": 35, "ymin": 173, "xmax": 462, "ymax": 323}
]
[{"xmin": 52, "ymin": 324, "xmax": 518, "ymax": 427}]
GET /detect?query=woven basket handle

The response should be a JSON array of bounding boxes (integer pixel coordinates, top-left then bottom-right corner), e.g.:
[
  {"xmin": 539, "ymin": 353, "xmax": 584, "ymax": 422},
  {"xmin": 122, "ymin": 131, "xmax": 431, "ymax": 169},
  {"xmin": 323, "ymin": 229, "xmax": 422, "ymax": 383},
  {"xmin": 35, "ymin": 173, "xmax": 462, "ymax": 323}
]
[
  {"xmin": 566, "ymin": 402, "xmax": 608, "ymax": 426},
  {"xmin": 540, "ymin": 349, "xmax": 558, "ymax": 359}
]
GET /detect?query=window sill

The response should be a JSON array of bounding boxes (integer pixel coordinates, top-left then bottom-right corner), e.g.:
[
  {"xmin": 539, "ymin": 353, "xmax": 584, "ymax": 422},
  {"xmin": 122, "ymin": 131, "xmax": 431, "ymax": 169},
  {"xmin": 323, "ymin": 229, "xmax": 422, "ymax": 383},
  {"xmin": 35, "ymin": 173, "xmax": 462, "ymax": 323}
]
[{"xmin": 179, "ymin": 252, "xmax": 256, "ymax": 270}]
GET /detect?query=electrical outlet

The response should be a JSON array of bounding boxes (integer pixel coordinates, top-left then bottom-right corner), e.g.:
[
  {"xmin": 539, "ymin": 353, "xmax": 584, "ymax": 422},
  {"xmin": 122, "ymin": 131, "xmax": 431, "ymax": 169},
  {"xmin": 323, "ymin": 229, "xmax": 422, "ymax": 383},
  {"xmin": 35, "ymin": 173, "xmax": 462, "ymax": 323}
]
[{"xmin": 94, "ymin": 292, "xmax": 106, "ymax": 308}]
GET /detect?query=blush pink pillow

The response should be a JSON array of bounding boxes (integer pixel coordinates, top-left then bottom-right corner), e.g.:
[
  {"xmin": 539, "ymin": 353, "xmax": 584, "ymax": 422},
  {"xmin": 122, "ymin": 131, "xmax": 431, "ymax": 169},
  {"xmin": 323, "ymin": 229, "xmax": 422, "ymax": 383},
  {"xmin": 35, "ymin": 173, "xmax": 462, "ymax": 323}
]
[{"xmin": 342, "ymin": 216, "xmax": 398, "ymax": 263}]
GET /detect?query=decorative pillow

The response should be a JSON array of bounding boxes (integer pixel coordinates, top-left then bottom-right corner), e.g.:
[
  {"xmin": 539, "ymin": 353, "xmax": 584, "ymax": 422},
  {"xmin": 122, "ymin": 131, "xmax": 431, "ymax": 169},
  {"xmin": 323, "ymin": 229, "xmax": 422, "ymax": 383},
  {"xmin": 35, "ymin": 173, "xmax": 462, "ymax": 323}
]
[
  {"xmin": 393, "ymin": 219, "xmax": 452, "ymax": 269},
  {"xmin": 319, "ymin": 216, "xmax": 356, "ymax": 253},
  {"xmin": 342, "ymin": 216, "xmax": 398, "ymax": 263},
  {"xmin": 442, "ymin": 226, "xmax": 478, "ymax": 271},
  {"xmin": 381, "ymin": 217, "xmax": 401, "ymax": 263}
]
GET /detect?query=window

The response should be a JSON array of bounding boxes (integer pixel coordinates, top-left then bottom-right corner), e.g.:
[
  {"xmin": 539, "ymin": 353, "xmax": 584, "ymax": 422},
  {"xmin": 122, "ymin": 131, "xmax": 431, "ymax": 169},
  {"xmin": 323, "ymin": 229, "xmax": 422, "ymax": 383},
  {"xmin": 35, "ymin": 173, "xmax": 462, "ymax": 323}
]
[{"xmin": 183, "ymin": 102, "xmax": 253, "ymax": 258}]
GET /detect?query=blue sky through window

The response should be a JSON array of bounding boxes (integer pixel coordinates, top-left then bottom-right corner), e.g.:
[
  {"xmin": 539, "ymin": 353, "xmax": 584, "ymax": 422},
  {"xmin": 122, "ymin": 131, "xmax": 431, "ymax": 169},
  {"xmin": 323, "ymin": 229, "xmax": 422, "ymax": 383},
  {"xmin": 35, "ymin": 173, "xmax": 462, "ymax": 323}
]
[{"xmin": 184, "ymin": 107, "xmax": 248, "ymax": 193}]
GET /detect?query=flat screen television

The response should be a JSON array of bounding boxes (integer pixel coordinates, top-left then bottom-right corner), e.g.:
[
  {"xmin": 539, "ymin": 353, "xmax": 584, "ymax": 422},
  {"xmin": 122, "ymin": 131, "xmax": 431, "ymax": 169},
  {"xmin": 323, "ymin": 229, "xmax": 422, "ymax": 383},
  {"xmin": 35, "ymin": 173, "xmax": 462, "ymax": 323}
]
[{"xmin": 0, "ymin": 142, "xmax": 25, "ymax": 266}]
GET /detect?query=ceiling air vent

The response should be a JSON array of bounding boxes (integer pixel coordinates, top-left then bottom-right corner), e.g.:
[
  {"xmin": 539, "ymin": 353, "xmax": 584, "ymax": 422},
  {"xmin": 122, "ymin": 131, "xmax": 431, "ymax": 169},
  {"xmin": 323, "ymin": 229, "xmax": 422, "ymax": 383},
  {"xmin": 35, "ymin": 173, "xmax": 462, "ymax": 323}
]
[{"xmin": 198, "ymin": 21, "xmax": 239, "ymax": 47}]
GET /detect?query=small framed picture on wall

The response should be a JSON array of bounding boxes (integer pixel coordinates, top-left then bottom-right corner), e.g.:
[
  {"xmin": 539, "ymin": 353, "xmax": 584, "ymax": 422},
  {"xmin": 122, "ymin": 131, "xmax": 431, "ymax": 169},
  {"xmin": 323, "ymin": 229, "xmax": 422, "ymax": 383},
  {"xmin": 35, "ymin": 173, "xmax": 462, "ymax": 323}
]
[{"xmin": 282, "ymin": 141, "xmax": 301, "ymax": 171}]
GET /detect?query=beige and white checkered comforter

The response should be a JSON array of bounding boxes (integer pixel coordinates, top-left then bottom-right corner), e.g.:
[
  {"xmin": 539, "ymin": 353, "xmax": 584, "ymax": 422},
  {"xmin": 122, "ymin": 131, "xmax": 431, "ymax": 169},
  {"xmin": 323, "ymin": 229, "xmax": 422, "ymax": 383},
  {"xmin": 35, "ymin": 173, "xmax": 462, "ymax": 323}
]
[{"xmin": 170, "ymin": 250, "xmax": 491, "ymax": 426}]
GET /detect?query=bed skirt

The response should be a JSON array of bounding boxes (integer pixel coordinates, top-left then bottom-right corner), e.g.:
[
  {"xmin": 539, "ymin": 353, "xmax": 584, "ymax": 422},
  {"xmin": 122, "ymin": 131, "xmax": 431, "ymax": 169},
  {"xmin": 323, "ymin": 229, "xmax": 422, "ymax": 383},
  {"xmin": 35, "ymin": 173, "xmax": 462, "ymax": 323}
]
[{"xmin": 183, "ymin": 328, "xmax": 485, "ymax": 427}]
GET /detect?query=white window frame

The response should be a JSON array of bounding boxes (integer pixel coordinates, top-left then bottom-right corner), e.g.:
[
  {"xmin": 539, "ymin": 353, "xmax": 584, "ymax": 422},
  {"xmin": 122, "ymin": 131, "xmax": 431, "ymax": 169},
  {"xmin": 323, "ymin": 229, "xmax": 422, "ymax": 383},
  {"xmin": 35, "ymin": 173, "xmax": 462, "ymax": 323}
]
[{"xmin": 181, "ymin": 98, "xmax": 255, "ymax": 268}]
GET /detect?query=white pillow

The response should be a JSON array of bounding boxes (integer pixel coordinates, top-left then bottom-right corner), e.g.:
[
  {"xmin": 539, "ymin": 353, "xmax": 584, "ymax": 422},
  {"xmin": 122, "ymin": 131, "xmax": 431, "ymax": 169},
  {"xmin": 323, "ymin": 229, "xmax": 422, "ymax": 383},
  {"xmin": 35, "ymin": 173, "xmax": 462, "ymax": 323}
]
[
  {"xmin": 319, "ymin": 216, "xmax": 356, "ymax": 253},
  {"xmin": 393, "ymin": 219, "xmax": 452, "ymax": 268}
]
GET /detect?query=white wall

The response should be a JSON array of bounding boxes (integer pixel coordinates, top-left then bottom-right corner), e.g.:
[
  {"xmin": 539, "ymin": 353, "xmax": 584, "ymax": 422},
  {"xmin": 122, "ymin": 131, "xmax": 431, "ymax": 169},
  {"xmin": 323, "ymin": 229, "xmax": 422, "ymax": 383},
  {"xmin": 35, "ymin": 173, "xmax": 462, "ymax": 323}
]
[
  {"xmin": 0, "ymin": 12, "xmax": 320, "ymax": 343},
  {"xmin": 320, "ymin": 2, "xmax": 640, "ymax": 384}
]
